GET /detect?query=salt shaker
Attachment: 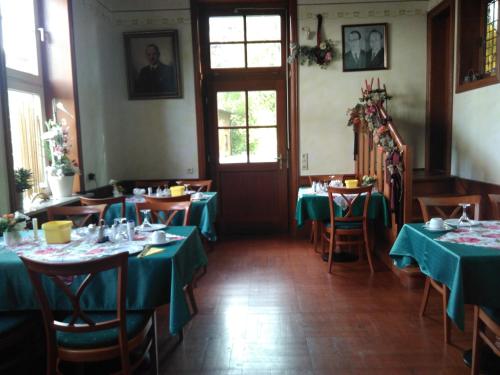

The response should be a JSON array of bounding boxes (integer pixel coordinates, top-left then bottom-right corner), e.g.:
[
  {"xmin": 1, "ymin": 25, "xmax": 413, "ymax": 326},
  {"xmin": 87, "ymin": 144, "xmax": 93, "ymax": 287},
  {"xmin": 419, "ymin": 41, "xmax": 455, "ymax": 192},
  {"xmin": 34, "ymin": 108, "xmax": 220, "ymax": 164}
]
[{"xmin": 147, "ymin": 187, "xmax": 153, "ymax": 196}]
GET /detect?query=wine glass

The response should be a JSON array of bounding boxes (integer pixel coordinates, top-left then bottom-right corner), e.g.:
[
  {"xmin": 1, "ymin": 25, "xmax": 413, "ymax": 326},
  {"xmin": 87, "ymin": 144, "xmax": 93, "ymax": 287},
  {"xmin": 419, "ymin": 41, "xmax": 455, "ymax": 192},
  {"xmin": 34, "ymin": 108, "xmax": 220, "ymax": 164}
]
[
  {"xmin": 457, "ymin": 203, "xmax": 472, "ymax": 229},
  {"xmin": 140, "ymin": 209, "xmax": 152, "ymax": 229}
]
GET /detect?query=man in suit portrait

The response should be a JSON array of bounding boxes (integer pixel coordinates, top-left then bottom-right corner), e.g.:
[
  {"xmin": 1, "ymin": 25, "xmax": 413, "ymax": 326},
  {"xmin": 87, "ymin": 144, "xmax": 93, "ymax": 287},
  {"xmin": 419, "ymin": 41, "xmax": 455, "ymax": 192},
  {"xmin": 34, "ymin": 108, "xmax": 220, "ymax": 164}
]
[
  {"xmin": 135, "ymin": 44, "xmax": 176, "ymax": 94},
  {"xmin": 344, "ymin": 30, "xmax": 367, "ymax": 70},
  {"xmin": 366, "ymin": 30, "xmax": 385, "ymax": 69}
]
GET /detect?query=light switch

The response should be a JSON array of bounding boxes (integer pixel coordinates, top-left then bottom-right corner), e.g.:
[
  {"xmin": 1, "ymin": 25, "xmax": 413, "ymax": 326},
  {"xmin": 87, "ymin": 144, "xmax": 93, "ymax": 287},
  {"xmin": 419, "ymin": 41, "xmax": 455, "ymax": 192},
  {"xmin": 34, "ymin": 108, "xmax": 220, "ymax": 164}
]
[{"xmin": 302, "ymin": 153, "xmax": 308, "ymax": 170}]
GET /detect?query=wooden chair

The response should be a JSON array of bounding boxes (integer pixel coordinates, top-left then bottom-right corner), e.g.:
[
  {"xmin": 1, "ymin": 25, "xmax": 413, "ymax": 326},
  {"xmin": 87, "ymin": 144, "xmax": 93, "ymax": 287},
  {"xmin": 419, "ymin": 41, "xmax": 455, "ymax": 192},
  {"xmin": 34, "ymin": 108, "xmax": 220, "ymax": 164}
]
[
  {"xmin": 20, "ymin": 252, "xmax": 158, "ymax": 375},
  {"xmin": 471, "ymin": 306, "xmax": 500, "ymax": 375},
  {"xmin": 80, "ymin": 196, "xmax": 126, "ymax": 219},
  {"xmin": 144, "ymin": 194, "xmax": 191, "ymax": 203},
  {"xmin": 135, "ymin": 201, "xmax": 191, "ymax": 226},
  {"xmin": 417, "ymin": 195, "xmax": 481, "ymax": 344},
  {"xmin": 176, "ymin": 179, "xmax": 212, "ymax": 192},
  {"xmin": 47, "ymin": 204, "xmax": 107, "ymax": 227},
  {"xmin": 488, "ymin": 194, "xmax": 500, "ymax": 219},
  {"xmin": 321, "ymin": 185, "xmax": 374, "ymax": 274}
]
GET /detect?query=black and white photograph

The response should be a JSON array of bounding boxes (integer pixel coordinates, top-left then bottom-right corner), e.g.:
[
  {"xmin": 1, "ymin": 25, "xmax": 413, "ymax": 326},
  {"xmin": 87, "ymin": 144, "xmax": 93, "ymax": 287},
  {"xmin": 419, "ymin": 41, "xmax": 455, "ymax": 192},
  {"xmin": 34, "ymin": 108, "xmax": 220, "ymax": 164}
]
[
  {"xmin": 124, "ymin": 30, "xmax": 182, "ymax": 99},
  {"xmin": 342, "ymin": 23, "xmax": 388, "ymax": 72}
]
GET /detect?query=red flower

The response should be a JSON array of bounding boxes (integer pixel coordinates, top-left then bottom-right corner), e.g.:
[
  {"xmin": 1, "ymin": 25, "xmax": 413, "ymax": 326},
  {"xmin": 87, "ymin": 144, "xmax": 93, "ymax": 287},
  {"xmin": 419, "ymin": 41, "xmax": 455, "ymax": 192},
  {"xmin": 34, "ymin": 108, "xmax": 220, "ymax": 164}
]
[{"xmin": 455, "ymin": 237, "xmax": 481, "ymax": 243}]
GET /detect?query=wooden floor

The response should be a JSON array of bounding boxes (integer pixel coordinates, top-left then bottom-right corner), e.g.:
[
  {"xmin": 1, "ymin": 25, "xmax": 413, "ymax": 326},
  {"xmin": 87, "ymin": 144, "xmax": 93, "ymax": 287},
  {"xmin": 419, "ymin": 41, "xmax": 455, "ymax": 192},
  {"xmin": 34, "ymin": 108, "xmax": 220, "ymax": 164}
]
[{"xmin": 151, "ymin": 235, "xmax": 472, "ymax": 375}]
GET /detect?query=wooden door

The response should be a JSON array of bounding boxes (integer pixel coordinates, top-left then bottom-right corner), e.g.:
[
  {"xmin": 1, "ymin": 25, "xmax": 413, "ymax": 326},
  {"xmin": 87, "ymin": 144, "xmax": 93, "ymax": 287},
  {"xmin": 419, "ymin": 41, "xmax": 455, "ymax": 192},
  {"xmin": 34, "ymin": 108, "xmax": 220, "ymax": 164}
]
[
  {"xmin": 426, "ymin": 0, "xmax": 454, "ymax": 174},
  {"xmin": 200, "ymin": 9, "xmax": 289, "ymax": 234}
]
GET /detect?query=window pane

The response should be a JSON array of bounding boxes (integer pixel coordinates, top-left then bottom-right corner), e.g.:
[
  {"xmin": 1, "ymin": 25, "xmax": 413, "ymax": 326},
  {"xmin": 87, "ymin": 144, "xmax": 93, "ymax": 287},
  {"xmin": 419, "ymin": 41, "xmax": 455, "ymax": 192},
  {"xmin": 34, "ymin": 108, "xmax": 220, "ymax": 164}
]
[
  {"xmin": 249, "ymin": 128, "xmax": 277, "ymax": 163},
  {"xmin": 247, "ymin": 43, "xmax": 281, "ymax": 67},
  {"xmin": 0, "ymin": 0, "xmax": 38, "ymax": 75},
  {"xmin": 246, "ymin": 15, "xmax": 281, "ymax": 41},
  {"xmin": 218, "ymin": 128, "xmax": 248, "ymax": 164},
  {"xmin": 8, "ymin": 90, "xmax": 45, "ymax": 193},
  {"xmin": 217, "ymin": 92, "xmax": 246, "ymax": 127},
  {"xmin": 209, "ymin": 16, "xmax": 244, "ymax": 42},
  {"xmin": 248, "ymin": 91, "xmax": 276, "ymax": 126},
  {"xmin": 210, "ymin": 44, "xmax": 245, "ymax": 68}
]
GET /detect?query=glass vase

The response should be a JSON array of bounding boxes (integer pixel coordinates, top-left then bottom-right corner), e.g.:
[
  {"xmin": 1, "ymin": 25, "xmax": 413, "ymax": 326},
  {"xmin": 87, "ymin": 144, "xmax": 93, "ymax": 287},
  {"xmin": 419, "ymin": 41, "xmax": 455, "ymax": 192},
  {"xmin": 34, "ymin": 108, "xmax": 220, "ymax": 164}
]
[{"xmin": 4, "ymin": 231, "xmax": 21, "ymax": 247}]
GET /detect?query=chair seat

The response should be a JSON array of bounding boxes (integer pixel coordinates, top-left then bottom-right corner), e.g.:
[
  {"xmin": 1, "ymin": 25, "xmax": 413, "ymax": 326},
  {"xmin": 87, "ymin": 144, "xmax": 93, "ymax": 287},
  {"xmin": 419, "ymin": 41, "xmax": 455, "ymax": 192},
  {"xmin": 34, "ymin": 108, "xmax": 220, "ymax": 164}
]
[
  {"xmin": 324, "ymin": 221, "xmax": 362, "ymax": 230},
  {"xmin": 57, "ymin": 312, "xmax": 151, "ymax": 349},
  {"xmin": 481, "ymin": 306, "xmax": 500, "ymax": 326},
  {"xmin": 0, "ymin": 312, "xmax": 33, "ymax": 335}
]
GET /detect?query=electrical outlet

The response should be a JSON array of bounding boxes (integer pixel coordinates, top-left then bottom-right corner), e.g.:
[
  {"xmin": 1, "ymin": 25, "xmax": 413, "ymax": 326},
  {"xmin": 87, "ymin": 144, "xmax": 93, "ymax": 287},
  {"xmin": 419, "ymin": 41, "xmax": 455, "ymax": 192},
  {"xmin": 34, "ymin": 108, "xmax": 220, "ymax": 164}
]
[
  {"xmin": 87, "ymin": 173, "xmax": 95, "ymax": 181},
  {"xmin": 187, "ymin": 168, "xmax": 194, "ymax": 175},
  {"xmin": 301, "ymin": 153, "xmax": 308, "ymax": 170}
]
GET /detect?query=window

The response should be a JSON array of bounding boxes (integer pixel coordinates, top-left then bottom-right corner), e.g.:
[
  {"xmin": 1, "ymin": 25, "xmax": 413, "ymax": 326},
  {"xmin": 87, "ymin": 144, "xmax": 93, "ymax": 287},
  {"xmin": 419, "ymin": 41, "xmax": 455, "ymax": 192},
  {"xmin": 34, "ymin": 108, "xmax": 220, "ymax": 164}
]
[
  {"xmin": 0, "ymin": 0, "xmax": 46, "ymax": 197},
  {"xmin": 457, "ymin": 0, "xmax": 500, "ymax": 92},
  {"xmin": 209, "ymin": 15, "xmax": 282, "ymax": 69}
]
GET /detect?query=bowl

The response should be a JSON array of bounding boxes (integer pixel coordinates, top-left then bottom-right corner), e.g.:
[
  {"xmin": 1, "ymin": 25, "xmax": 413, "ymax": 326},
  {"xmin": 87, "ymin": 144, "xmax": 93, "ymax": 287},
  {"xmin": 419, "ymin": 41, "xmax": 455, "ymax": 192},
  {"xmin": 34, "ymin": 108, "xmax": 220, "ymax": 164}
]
[
  {"xmin": 345, "ymin": 179, "xmax": 359, "ymax": 188},
  {"xmin": 42, "ymin": 220, "xmax": 72, "ymax": 244},
  {"xmin": 170, "ymin": 186, "xmax": 185, "ymax": 197}
]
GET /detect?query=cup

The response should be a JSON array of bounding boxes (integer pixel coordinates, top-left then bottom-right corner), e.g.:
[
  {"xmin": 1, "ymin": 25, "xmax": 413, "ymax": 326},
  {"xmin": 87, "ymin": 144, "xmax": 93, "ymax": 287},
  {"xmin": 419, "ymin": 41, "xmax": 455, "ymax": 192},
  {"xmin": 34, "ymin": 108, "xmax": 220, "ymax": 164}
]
[
  {"xmin": 427, "ymin": 217, "xmax": 444, "ymax": 230},
  {"xmin": 151, "ymin": 230, "xmax": 166, "ymax": 244}
]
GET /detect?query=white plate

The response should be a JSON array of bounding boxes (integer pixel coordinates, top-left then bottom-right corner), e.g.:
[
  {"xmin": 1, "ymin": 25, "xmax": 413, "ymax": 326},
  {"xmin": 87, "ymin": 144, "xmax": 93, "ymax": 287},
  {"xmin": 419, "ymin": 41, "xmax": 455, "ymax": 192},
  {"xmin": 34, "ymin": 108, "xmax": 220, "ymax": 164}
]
[
  {"xmin": 136, "ymin": 223, "xmax": 166, "ymax": 232},
  {"xmin": 422, "ymin": 224, "xmax": 453, "ymax": 232},
  {"xmin": 444, "ymin": 219, "xmax": 480, "ymax": 227}
]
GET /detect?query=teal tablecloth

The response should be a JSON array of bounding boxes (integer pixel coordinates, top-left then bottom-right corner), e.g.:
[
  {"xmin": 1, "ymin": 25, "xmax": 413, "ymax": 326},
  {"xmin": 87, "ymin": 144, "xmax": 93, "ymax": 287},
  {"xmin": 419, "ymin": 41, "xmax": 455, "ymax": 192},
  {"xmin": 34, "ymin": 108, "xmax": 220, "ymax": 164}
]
[
  {"xmin": 105, "ymin": 192, "xmax": 218, "ymax": 241},
  {"xmin": 0, "ymin": 226, "xmax": 208, "ymax": 335},
  {"xmin": 295, "ymin": 188, "xmax": 390, "ymax": 227},
  {"xmin": 390, "ymin": 224, "xmax": 500, "ymax": 330}
]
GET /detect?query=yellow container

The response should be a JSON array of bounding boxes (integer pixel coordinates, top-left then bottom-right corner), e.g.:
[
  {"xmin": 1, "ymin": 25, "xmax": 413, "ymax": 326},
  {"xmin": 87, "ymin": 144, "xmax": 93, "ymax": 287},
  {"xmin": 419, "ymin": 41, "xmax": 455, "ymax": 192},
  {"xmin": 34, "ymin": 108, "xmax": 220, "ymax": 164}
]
[
  {"xmin": 170, "ymin": 185, "xmax": 185, "ymax": 197},
  {"xmin": 345, "ymin": 179, "xmax": 359, "ymax": 188},
  {"xmin": 42, "ymin": 221, "xmax": 72, "ymax": 244}
]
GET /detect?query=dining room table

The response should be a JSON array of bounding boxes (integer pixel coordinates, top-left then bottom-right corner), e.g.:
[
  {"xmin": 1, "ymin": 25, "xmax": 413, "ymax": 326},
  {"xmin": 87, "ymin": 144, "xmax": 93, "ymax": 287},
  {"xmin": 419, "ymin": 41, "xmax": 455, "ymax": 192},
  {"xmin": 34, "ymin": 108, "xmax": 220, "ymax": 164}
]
[
  {"xmin": 0, "ymin": 225, "xmax": 208, "ymax": 335},
  {"xmin": 104, "ymin": 192, "xmax": 218, "ymax": 241}
]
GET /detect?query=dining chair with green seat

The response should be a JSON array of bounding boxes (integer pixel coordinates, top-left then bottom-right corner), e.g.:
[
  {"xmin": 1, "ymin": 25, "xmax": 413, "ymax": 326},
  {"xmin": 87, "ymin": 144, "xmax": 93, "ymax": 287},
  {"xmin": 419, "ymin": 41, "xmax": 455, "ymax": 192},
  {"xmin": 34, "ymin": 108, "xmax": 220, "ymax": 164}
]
[
  {"xmin": 47, "ymin": 204, "xmax": 107, "ymax": 228},
  {"xmin": 80, "ymin": 196, "xmax": 126, "ymax": 219},
  {"xmin": 176, "ymin": 179, "xmax": 212, "ymax": 192},
  {"xmin": 20, "ymin": 252, "xmax": 158, "ymax": 375},
  {"xmin": 471, "ymin": 306, "xmax": 500, "ymax": 375},
  {"xmin": 417, "ymin": 194, "xmax": 482, "ymax": 345},
  {"xmin": 321, "ymin": 185, "xmax": 374, "ymax": 274},
  {"xmin": 488, "ymin": 194, "xmax": 500, "ymax": 219}
]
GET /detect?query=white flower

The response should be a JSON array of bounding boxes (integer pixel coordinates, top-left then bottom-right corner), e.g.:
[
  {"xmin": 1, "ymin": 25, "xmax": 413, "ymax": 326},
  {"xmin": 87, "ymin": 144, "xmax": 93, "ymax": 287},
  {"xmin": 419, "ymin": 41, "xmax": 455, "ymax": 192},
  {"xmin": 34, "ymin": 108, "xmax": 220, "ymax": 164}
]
[{"xmin": 320, "ymin": 42, "xmax": 327, "ymax": 50}]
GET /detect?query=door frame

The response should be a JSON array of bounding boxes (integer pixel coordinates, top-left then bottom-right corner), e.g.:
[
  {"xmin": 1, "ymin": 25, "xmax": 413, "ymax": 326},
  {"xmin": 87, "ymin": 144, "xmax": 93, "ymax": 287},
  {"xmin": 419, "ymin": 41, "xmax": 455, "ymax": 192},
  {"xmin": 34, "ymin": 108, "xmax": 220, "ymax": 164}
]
[
  {"xmin": 190, "ymin": 0, "xmax": 299, "ymax": 231},
  {"xmin": 425, "ymin": 0, "xmax": 455, "ymax": 174}
]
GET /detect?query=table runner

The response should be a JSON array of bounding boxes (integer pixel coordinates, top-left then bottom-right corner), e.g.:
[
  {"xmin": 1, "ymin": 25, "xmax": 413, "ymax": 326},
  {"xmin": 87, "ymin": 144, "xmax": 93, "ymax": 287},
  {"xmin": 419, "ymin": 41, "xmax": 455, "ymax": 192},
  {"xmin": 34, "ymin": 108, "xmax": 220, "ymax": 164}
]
[{"xmin": 436, "ymin": 221, "xmax": 500, "ymax": 249}]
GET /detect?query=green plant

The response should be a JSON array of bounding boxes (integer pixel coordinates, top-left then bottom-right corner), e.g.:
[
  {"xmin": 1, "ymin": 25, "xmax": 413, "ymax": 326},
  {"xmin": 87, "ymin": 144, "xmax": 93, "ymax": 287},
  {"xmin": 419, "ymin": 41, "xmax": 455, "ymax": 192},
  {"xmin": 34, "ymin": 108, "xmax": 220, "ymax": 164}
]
[
  {"xmin": 0, "ymin": 212, "xmax": 28, "ymax": 233},
  {"xmin": 15, "ymin": 168, "xmax": 33, "ymax": 192}
]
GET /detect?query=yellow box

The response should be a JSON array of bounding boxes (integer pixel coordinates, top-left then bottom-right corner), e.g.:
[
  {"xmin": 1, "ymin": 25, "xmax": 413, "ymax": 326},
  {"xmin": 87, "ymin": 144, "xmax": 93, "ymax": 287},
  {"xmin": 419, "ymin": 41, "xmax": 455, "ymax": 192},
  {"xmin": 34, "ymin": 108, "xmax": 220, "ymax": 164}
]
[
  {"xmin": 170, "ymin": 185, "xmax": 185, "ymax": 197},
  {"xmin": 42, "ymin": 221, "xmax": 72, "ymax": 244},
  {"xmin": 345, "ymin": 179, "xmax": 359, "ymax": 188}
]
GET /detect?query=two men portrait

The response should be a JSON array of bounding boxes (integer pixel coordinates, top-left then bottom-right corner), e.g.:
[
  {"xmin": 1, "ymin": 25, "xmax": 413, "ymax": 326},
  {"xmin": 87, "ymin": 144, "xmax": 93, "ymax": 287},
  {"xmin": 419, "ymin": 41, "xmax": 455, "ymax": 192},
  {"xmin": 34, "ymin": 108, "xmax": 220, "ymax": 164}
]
[{"xmin": 342, "ymin": 23, "xmax": 387, "ymax": 72}]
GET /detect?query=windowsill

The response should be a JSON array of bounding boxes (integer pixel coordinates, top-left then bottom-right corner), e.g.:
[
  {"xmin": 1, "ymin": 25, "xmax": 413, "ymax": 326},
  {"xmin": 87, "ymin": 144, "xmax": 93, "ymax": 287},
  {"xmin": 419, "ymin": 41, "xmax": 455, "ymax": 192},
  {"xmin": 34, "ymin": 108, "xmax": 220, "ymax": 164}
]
[
  {"xmin": 456, "ymin": 75, "xmax": 499, "ymax": 93},
  {"xmin": 22, "ymin": 195, "xmax": 83, "ymax": 216}
]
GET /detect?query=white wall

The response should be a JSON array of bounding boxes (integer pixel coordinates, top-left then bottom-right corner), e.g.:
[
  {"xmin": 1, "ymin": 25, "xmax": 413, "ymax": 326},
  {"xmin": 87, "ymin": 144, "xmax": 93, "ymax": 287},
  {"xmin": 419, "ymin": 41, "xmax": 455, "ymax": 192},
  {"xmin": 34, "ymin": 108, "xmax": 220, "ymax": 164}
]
[{"xmin": 298, "ymin": 1, "xmax": 428, "ymax": 175}]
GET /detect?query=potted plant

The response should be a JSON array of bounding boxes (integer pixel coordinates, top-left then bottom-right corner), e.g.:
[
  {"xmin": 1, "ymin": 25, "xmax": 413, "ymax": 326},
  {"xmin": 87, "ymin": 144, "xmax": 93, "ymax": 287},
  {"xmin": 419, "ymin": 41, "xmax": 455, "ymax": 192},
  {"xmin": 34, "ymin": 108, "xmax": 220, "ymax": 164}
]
[
  {"xmin": 43, "ymin": 119, "xmax": 79, "ymax": 198},
  {"xmin": 109, "ymin": 179, "xmax": 125, "ymax": 197},
  {"xmin": 0, "ymin": 212, "xmax": 29, "ymax": 246},
  {"xmin": 14, "ymin": 168, "xmax": 33, "ymax": 211}
]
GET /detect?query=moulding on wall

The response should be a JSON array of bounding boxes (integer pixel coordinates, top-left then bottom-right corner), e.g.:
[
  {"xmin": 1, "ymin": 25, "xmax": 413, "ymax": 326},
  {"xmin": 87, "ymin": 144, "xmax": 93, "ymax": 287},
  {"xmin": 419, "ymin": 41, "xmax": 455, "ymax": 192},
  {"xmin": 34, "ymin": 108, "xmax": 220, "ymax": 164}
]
[
  {"xmin": 114, "ymin": 14, "xmax": 191, "ymax": 27},
  {"xmin": 298, "ymin": 8, "xmax": 425, "ymax": 20}
]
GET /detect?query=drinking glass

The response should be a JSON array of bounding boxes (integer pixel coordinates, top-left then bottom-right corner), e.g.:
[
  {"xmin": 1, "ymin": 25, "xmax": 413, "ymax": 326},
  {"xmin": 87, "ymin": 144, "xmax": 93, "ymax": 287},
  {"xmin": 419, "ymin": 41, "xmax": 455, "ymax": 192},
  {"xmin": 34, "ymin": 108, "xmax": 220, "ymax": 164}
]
[
  {"xmin": 140, "ymin": 209, "xmax": 152, "ymax": 229},
  {"xmin": 457, "ymin": 203, "xmax": 472, "ymax": 229}
]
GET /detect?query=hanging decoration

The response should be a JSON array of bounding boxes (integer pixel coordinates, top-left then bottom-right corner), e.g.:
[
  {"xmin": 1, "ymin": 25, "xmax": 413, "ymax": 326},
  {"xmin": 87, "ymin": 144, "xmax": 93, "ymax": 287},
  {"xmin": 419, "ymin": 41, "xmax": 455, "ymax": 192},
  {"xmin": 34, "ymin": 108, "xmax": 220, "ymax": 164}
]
[{"xmin": 288, "ymin": 14, "xmax": 335, "ymax": 69}]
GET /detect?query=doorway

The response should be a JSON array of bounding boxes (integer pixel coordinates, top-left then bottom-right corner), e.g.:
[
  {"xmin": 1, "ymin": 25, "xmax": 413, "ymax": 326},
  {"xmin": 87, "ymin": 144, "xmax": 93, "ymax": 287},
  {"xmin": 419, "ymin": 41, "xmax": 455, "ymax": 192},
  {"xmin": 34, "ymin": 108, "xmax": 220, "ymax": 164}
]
[{"xmin": 426, "ymin": 0, "xmax": 455, "ymax": 174}]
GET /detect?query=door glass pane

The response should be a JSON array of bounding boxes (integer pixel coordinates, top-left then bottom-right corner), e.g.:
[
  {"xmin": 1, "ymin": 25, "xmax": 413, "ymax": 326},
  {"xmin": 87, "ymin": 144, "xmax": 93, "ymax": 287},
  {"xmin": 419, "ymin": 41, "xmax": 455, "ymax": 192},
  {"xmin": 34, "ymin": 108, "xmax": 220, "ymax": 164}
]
[
  {"xmin": 246, "ymin": 15, "xmax": 281, "ymax": 41},
  {"xmin": 8, "ymin": 90, "xmax": 45, "ymax": 193},
  {"xmin": 248, "ymin": 91, "xmax": 276, "ymax": 126},
  {"xmin": 218, "ymin": 128, "xmax": 248, "ymax": 164},
  {"xmin": 210, "ymin": 44, "xmax": 245, "ymax": 69},
  {"xmin": 217, "ymin": 92, "xmax": 246, "ymax": 127},
  {"xmin": 209, "ymin": 16, "xmax": 244, "ymax": 42},
  {"xmin": 247, "ymin": 43, "xmax": 281, "ymax": 67},
  {"xmin": 0, "ymin": 0, "xmax": 38, "ymax": 75},
  {"xmin": 249, "ymin": 128, "xmax": 277, "ymax": 162}
]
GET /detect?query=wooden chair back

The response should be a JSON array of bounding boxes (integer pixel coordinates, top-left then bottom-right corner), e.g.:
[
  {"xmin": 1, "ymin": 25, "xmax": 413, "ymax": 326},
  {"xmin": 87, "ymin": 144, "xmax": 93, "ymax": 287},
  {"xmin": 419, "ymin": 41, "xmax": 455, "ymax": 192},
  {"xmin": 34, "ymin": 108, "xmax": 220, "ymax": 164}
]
[
  {"xmin": 176, "ymin": 179, "xmax": 212, "ymax": 192},
  {"xmin": 80, "ymin": 196, "xmax": 126, "ymax": 218},
  {"xmin": 20, "ymin": 252, "xmax": 131, "ymax": 374},
  {"xmin": 135, "ymin": 201, "xmax": 191, "ymax": 226},
  {"xmin": 327, "ymin": 185, "xmax": 372, "ymax": 227},
  {"xmin": 144, "ymin": 194, "xmax": 191, "ymax": 203},
  {"xmin": 417, "ymin": 195, "xmax": 481, "ymax": 222},
  {"xmin": 308, "ymin": 174, "xmax": 356, "ymax": 185},
  {"xmin": 488, "ymin": 194, "xmax": 500, "ymax": 219},
  {"xmin": 471, "ymin": 306, "xmax": 500, "ymax": 374},
  {"xmin": 47, "ymin": 204, "xmax": 107, "ymax": 227}
]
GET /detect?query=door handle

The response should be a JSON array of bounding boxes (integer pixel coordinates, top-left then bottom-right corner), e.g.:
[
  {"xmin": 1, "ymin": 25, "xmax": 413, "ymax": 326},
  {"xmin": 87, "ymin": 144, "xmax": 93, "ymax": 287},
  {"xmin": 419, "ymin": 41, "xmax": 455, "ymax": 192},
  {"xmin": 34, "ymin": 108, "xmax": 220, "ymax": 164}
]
[{"xmin": 276, "ymin": 153, "xmax": 286, "ymax": 170}]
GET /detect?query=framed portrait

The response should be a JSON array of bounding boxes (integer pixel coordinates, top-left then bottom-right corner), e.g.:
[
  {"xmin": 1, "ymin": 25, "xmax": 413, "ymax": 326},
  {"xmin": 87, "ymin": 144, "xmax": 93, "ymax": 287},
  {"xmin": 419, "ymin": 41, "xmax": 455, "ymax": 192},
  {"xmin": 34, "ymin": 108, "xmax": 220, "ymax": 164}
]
[
  {"xmin": 341, "ymin": 23, "xmax": 388, "ymax": 72},
  {"xmin": 124, "ymin": 30, "xmax": 182, "ymax": 99}
]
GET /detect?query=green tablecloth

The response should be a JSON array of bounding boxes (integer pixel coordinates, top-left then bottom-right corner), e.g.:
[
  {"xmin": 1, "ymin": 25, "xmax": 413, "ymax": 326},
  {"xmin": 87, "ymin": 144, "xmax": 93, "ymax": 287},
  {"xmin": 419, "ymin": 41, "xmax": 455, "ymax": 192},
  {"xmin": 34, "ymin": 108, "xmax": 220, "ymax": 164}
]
[
  {"xmin": 295, "ymin": 188, "xmax": 390, "ymax": 227},
  {"xmin": 0, "ymin": 226, "xmax": 208, "ymax": 335},
  {"xmin": 105, "ymin": 192, "xmax": 218, "ymax": 241},
  {"xmin": 389, "ymin": 224, "xmax": 500, "ymax": 330}
]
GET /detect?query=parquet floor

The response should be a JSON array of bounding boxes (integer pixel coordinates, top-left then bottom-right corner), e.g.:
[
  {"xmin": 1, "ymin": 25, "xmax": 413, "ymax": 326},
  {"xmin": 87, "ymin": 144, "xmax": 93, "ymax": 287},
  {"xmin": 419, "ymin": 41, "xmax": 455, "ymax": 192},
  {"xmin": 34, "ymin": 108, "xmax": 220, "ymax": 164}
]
[{"xmin": 152, "ymin": 235, "xmax": 472, "ymax": 375}]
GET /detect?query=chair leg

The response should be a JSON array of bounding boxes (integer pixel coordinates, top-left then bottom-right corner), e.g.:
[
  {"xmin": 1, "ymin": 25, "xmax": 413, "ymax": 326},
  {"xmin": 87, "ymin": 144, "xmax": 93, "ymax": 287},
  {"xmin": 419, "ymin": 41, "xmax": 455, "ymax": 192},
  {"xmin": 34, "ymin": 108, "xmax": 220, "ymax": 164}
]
[
  {"xmin": 150, "ymin": 311, "xmax": 159, "ymax": 375},
  {"xmin": 184, "ymin": 284, "xmax": 198, "ymax": 316},
  {"xmin": 328, "ymin": 231, "xmax": 335, "ymax": 274},
  {"xmin": 419, "ymin": 277, "xmax": 431, "ymax": 317},
  {"xmin": 310, "ymin": 221, "xmax": 315, "ymax": 243},
  {"xmin": 363, "ymin": 228, "xmax": 374, "ymax": 274},
  {"xmin": 471, "ymin": 306, "xmax": 481, "ymax": 375},
  {"xmin": 443, "ymin": 286, "xmax": 451, "ymax": 344}
]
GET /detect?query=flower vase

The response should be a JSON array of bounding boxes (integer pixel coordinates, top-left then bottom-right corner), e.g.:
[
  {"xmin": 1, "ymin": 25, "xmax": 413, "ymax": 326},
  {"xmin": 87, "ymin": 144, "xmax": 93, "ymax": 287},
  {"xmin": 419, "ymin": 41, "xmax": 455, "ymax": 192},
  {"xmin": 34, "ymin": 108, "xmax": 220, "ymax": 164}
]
[
  {"xmin": 4, "ymin": 231, "xmax": 21, "ymax": 247},
  {"xmin": 48, "ymin": 175, "xmax": 74, "ymax": 198},
  {"xmin": 15, "ymin": 191, "xmax": 26, "ymax": 212}
]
